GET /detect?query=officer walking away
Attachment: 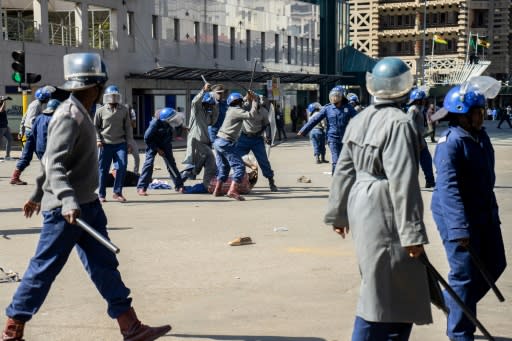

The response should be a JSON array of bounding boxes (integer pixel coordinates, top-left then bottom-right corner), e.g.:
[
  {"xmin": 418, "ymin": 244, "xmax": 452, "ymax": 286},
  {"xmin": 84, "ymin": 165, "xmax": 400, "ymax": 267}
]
[
  {"xmin": 94, "ymin": 85, "xmax": 133, "ymax": 202},
  {"xmin": 10, "ymin": 87, "xmax": 52, "ymax": 185},
  {"xmin": 290, "ymin": 105, "xmax": 298, "ymax": 132},
  {"xmin": 430, "ymin": 84, "xmax": 506, "ymax": 341},
  {"xmin": 136, "ymin": 108, "xmax": 185, "ymax": 196},
  {"xmin": 298, "ymin": 85, "xmax": 357, "ymax": 175},
  {"xmin": 274, "ymin": 104, "xmax": 287, "ymax": 141},
  {"xmin": 235, "ymin": 95, "xmax": 278, "ymax": 192},
  {"xmin": 325, "ymin": 58, "xmax": 432, "ymax": 340},
  {"xmin": 305, "ymin": 102, "xmax": 328, "ymax": 164},
  {"xmin": 2, "ymin": 52, "xmax": 171, "ymax": 341},
  {"xmin": 213, "ymin": 91, "xmax": 258, "ymax": 200},
  {"xmin": 31, "ymin": 99, "xmax": 60, "ymax": 160},
  {"xmin": 497, "ymin": 104, "xmax": 512, "ymax": 128},
  {"xmin": 407, "ymin": 88, "xmax": 435, "ymax": 188},
  {"xmin": 425, "ymin": 103, "xmax": 437, "ymax": 143},
  {"xmin": 0, "ymin": 96, "xmax": 13, "ymax": 161}
]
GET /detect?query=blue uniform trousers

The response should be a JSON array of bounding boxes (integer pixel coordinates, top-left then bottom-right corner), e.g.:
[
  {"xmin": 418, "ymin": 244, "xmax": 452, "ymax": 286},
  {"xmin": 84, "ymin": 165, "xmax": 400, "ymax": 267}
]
[
  {"xmin": 235, "ymin": 134, "xmax": 274, "ymax": 179},
  {"xmin": 5, "ymin": 200, "xmax": 131, "ymax": 321},
  {"xmin": 208, "ymin": 126, "xmax": 219, "ymax": 144},
  {"xmin": 419, "ymin": 147, "xmax": 435, "ymax": 184},
  {"xmin": 137, "ymin": 144, "xmax": 183, "ymax": 191},
  {"xmin": 98, "ymin": 142, "xmax": 127, "ymax": 198},
  {"xmin": 309, "ymin": 128, "xmax": 326, "ymax": 158},
  {"xmin": 16, "ymin": 129, "xmax": 35, "ymax": 171},
  {"xmin": 352, "ymin": 316, "xmax": 413, "ymax": 341},
  {"xmin": 328, "ymin": 140, "xmax": 342, "ymax": 175},
  {"xmin": 214, "ymin": 137, "xmax": 245, "ymax": 183}
]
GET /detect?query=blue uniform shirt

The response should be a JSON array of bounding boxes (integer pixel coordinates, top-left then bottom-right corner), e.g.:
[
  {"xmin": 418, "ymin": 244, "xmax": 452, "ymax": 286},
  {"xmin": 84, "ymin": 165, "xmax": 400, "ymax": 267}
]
[
  {"xmin": 211, "ymin": 99, "xmax": 228, "ymax": 130},
  {"xmin": 298, "ymin": 102, "xmax": 357, "ymax": 142},
  {"xmin": 431, "ymin": 125, "xmax": 499, "ymax": 241},
  {"xmin": 144, "ymin": 118, "xmax": 173, "ymax": 150},
  {"xmin": 32, "ymin": 113, "xmax": 53, "ymax": 157}
]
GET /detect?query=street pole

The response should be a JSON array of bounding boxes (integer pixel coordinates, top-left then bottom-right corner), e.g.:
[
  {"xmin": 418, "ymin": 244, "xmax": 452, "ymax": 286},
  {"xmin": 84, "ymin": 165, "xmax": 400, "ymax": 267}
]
[{"xmin": 421, "ymin": 0, "xmax": 427, "ymax": 85}]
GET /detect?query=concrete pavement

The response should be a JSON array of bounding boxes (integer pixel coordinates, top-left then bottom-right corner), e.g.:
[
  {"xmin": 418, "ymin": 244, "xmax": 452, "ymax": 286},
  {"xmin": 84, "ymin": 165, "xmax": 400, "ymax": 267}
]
[{"xmin": 0, "ymin": 121, "xmax": 511, "ymax": 341}]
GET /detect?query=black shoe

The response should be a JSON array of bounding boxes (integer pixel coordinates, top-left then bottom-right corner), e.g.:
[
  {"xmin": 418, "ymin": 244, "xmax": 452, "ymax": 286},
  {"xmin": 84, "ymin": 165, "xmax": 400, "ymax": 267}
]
[
  {"xmin": 315, "ymin": 155, "xmax": 321, "ymax": 164},
  {"xmin": 426, "ymin": 181, "xmax": 435, "ymax": 188},
  {"xmin": 269, "ymin": 178, "xmax": 278, "ymax": 192},
  {"xmin": 321, "ymin": 156, "xmax": 329, "ymax": 163}
]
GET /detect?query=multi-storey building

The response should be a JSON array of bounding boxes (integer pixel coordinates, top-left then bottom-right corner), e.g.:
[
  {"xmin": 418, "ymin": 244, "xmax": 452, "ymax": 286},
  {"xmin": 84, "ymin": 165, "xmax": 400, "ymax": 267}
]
[
  {"xmin": 347, "ymin": 0, "xmax": 511, "ymax": 87},
  {"xmin": 1, "ymin": 0, "xmax": 329, "ymax": 135}
]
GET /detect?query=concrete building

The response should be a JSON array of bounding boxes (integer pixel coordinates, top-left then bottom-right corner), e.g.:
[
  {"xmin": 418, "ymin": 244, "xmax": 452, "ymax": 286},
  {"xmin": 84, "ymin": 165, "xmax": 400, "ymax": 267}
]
[
  {"xmin": 346, "ymin": 0, "xmax": 511, "ymax": 87},
  {"xmin": 1, "ymin": 0, "xmax": 330, "ymax": 135}
]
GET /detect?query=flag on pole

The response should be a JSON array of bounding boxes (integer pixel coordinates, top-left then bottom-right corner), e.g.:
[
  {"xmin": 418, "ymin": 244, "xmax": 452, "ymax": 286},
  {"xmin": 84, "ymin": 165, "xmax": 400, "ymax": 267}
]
[
  {"xmin": 469, "ymin": 36, "xmax": 477, "ymax": 49},
  {"xmin": 477, "ymin": 38, "xmax": 490, "ymax": 48},
  {"xmin": 433, "ymin": 34, "xmax": 448, "ymax": 45}
]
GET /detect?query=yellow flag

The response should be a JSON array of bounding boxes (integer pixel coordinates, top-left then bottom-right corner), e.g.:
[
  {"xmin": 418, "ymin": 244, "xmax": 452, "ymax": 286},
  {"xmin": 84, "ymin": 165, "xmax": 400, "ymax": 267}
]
[
  {"xmin": 433, "ymin": 34, "xmax": 448, "ymax": 45},
  {"xmin": 477, "ymin": 38, "xmax": 490, "ymax": 48}
]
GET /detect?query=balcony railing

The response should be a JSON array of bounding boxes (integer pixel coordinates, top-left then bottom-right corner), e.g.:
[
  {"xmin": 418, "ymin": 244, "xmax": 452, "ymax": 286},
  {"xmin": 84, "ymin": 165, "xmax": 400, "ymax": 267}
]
[
  {"xmin": 49, "ymin": 23, "xmax": 80, "ymax": 47},
  {"xmin": 1, "ymin": 17, "xmax": 38, "ymax": 42},
  {"xmin": 89, "ymin": 25, "xmax": 115, "ymax": 50}
]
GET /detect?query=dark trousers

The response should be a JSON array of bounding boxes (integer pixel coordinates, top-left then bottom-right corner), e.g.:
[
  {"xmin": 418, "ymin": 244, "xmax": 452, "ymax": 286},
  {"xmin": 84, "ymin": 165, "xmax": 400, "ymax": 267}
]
[
  {"xmin": 419, "ymin": 147, "xmax": 435, "ymax": 184},
  {"xmin": 497, "ymin": 114, "xmax": 512, "ymax": 128},
  {"xmin": 16, "ymin": 129, "xmax": 35, "ymax": 171},
  {"xmin": 137, "ymin": 144, "xmax": 183, "ymax": 190},
  {"xmin": 309, "ymin": 128, "xmax": 326, "ymax": 158},
  {"xmin": 6, "ymin": 200, "xmax": 132, "ymax": 321},
  {"xmin": 98, "ymin": 142, "xmax": 127, "ymax": 198},
  {"xmin": 328, "ymin": 140, "xmax": 342, "ymax": 175},
  {"xmin": 351, "ymin": 316, "xmax": 413, "ymax": 341},
  {"xmin": 235, "ymin": 134, "xmax": 274, "ymax": 179},
  {"xmin": 214, "ymin": 137, "xmax": 245, "ymax": 183}
]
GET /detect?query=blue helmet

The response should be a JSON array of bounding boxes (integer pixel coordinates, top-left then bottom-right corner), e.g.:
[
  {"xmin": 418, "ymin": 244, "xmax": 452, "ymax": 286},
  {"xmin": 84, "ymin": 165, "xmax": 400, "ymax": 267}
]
[
  {"xmin": 42, "ymin": 99, "xmax": 60, "ymax": 113},
  {"xmin": 329, "ymin": 86, "xmax": 345, "ymax": 104},
  {"xmin": 366, "ymin": 57, "xmax": 413, "ymax": 100},
  {"xmin": 443, "ymin": 85, "xmax": 486, "ymax": 115},
  {"xmin": 227, "ymin": 92, "xmax": 243, "ymax": 106},
  {"xmin": 408, "ymin": 88, "xmax": 427, "ymax": 104},
  {"xmin": 202, "ymin": 92, "xmax": 216, "ymax": 105},
  {"xmin": 307, "ymin": 102, "xmax": 322, "ymax": 114},
  {"xmin": 60, "ymin": 53, "xmax": 108, "ymax": 91},
  {"xmin": 35, "ymin": 87, "xmax": 51, "ymax": 101},
  {"xmin": 159, "ymin": 107, "xmax": 176, "ymax": 121},
  {"xmin": 103, "ymin": 85, "xmax": 121, "ymax": 104},
  {"xmin": 347, "ymin": 93, "xmax": 359, "ymax": 103}
]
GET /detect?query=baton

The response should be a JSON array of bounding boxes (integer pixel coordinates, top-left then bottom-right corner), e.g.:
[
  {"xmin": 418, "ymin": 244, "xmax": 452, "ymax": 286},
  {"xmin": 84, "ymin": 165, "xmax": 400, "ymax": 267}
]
[
  {"xmin": 418, "ymin": 254, "xmax": 495, "ymax": 341},
  {"xmin": 463, "ymin": 245, "xmax": 505, "ymax": 302},
  {"xmin": 248, "ymin": 59, "xmax": 258, "ymax": 92},
  {"xmin": 200, "ymin": 75, "xmax": 208, "ymax": 85},
  {"xmin": 76, "ymin": 218, "xmax": 120, "ymax": 254}
]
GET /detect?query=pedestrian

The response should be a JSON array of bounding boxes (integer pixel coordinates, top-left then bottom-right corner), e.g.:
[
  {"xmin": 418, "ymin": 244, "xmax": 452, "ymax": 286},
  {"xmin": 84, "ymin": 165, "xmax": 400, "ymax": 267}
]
[
  {"xmin": 407, "ymin": 88, "xmax": 435, "ymax": 188},
  {"xmin": 324, "ymin": 57, "xmax": 432, "ymax": 341},
  {"xmin": 10, "ymin": 87, "xmax": 52, "ymax": 185},
  {"xmin": 136, "ymin": 107, "xmax": 185, "ymax": 196},
  {"xmin": 430, "ymin": 84, "xmax": 507, "ymax": 341},
  {"xmin": 235, "ymin": 95, "xmax": 278, "ymax": 192},
  {"xmin": 127, "ymin": 105, "xmax": 140, "ymax": 175},
  {"xmin": 94, "ymin": 85, "xmax": 133, "ymax": 202},
  {"xmin": 179, "ymin": 83, "xmax": 218, "ymax": 192},
  {"xmin": 31, "ymin": 99, "xmax": 60, "ymax": 160},
  {"xmin": 290, "ymin": 105, "xmax": 298, "ymax": 132},
  {"xmin": 275, "ymin": 104, "xmax": 287, "ymax": 141},
  {"xmin": 305, "ymin": 102, "xmax": 328, "ymax": 164},
  {"xmin": 0, "ymin": 96, "xmax": 13, "ymax": 161},
  {"xmin": 425, "ymin": 103, "xmax": 437, "ymax": 143},
  {"xmin": 297, "ymin": 85, "xmax": 357, "ymax": 175},
  {"xmin": 497, "ymin": 105, "xmax": 512, "ymax": 128},
  {"xmin": 491, "ymin": 107, "xmax": 498, "ymax": 121},
  {"xmin": 1, "ymin": 52, "xmax": 171, "ymax": 341},
  {"xmin": 213, "ymin": 91, "xmax": 258, "ymax": 201}
]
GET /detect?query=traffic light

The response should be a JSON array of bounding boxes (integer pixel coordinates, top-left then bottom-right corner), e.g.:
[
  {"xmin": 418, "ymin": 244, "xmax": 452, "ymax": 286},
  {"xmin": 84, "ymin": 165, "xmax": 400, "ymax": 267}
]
[
  {"xmin": 26, "ymin": 73, "xmax": 41, "ymax": 84},
  {"xmin": 11, "ymin": 50, "xmax": 25, "ymax": 84}
]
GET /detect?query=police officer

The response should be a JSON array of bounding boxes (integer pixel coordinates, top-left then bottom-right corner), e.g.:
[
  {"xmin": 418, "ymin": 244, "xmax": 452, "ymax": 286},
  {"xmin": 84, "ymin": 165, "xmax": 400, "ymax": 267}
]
[
  {"xmin": 10, "ymin": 87, "xmax": 52, "ymax": 185},
  {"xmin": 32, "ymin": 99, "xmax": 60, "ymax": 160},
  {"xmin": 305, "ymin": 102, "xmax": 328, "ymax": 164},
  {"xmin": 325, "ymin": 57, "xmax": 432, "ymax": 340},
  {"xmin": 235, "ymin": 95, "xmax": 278, "ymax": 192},
  {"xmin": 430, "ymin": 85, "xmax": 507, "ymax": 341},
  {"xmin": 346, "ymin": 92, "xmax": 363, "ymax": 113},
  {"xmin": 407, "ymin": 88, "xmax": 435, "ymax": 188},
  {"xmin": 297, "ymin": 85, "xmax": 357, "ymax": 174},
  {"xmin": 208, "ymin": 84, "xmax": 228, "ymax": 143},
  {"xmin": 2, "ymin": 53, "xmax": 171, "ymax": 341}
]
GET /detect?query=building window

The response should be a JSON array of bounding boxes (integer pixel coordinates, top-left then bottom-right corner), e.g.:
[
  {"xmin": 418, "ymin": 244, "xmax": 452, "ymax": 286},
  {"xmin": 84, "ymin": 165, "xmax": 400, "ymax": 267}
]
[
  {"xmin": 287, "ymin": 35, "xmax": 292, "ymax": 64},
  {"xmin": 230, "ymin": 27, "xmax": 235, "ymax": 60},
  {"xmin": 126, "ymin": 11, "xmax": 134, "ymax": 36},
  {"xmin": 300, "ymin": 37, "xmax": 304, "ymax": 66},
  {"xmin": 312, "ymin": 38, "xmax": 316, "ymax": 65},
  {"xmin": 246, "ymin": 29, "xmax": 251, "ymax": 61},
  {"xmin": 194, "ymin": 21, "xmax": 200, "ymax": 44},
  {"xmin": 213, "ymin": 24, "xmax": 218, "ymax": 59},
  {"xmin": 151, "ymin": 15, "xmax": 158, "ymax": 39},
  {"xmin": 306, "ymin": 38, "xmax": 310, "ymax": 65},
  {"xmin": 174, "ymin": 18, "xmax": 179, "ymax": 41},
  {"xmin": 260, "ymin": 32, "xmax": 265, "ymax": 62},
  {"xmin": 274, "ymin": 33, "xmax": 279, "ymax": 63},
  {"xmin": 294, "ymin": 36, "xmax": 298, "ymax": 65}
]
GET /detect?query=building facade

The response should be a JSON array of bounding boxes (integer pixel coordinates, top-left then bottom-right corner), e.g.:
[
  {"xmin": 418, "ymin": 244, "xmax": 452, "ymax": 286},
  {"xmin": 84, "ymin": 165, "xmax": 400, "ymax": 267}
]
[{"xmin": 0, "ymin": 0, "xmax": 321, "ymax": 134}]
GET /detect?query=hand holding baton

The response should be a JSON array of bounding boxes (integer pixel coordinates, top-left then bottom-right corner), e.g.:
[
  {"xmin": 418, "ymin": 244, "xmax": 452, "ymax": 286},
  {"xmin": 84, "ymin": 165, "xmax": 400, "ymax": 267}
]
[{"xmin": 76, "ymin": 218, "xmax": 120, "ymax": 254}]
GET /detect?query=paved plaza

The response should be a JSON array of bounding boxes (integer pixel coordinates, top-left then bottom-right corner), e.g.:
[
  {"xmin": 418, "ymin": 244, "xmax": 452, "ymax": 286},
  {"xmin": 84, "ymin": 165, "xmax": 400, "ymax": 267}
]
[{"xmin": 0, "ymin": 122, "xmax": 511, "ymax": 341}]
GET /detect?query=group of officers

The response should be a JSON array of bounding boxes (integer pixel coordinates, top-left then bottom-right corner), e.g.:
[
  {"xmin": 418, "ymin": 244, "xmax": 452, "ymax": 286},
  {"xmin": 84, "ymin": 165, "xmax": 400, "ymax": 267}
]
[{"xmin": 2, "ymin": 52, "xmax": 508, "ymax": 341}]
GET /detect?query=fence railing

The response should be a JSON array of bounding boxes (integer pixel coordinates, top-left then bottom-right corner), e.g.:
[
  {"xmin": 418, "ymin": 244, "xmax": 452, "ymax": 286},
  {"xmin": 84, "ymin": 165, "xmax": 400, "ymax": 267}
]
[
  {"xmin": 49, "ymin": 22, "xmax": 80, "ymax": 47},
  {"xmin": 2, "ymin": 17, "xmax": 38, "ymax": 42},
  {"xmin": 89, "ymin": 25, "xmax": 115, "ymax": 50}
]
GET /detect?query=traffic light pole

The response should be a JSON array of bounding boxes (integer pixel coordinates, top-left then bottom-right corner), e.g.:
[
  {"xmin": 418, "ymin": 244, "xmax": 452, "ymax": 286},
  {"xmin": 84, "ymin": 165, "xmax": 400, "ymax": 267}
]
[{"xmin": 22, "ymin": 90, "xmax": 28, "ymax": 115}]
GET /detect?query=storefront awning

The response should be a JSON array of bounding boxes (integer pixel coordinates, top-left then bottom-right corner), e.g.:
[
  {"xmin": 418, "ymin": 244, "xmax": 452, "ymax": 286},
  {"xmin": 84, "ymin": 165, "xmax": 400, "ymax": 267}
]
[{"xmin": 127, "ymin": 66, "xmax": 355, "ymax": 85}]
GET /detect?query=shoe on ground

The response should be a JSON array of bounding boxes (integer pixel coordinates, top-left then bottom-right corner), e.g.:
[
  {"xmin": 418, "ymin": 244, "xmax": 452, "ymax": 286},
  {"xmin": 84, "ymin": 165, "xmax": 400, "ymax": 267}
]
[
  {"xmin": 113, "ymin": 193, "xmax": 127, "ymax": 202},
  {"xmin": 425, "ymin": 181, "xmax": 436, "ymax": 188},
  {"xmin": 228, "ymin": 236, "xmax": 253, "ymax": 246},
  {"xmin": 137, "ymin": 189, "xmax": 148, "ymax": 196},
  {"xmin": 99, "ymin": 197, "xmax": 107, "ymax": 203}
]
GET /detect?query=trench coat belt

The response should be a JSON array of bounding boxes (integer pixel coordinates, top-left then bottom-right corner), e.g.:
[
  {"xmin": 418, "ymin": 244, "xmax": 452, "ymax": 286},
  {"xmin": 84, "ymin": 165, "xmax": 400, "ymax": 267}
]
[{"xmin": 355, "ymin": 171, "xmax": 387, "ymax": 181}]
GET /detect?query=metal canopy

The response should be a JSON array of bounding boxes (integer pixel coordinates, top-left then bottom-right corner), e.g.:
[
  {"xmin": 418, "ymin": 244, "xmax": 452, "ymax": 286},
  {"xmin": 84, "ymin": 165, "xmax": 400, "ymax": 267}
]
[{"xmin": 127, "ymin": 66, "xmax": 355, "ymax": 85}]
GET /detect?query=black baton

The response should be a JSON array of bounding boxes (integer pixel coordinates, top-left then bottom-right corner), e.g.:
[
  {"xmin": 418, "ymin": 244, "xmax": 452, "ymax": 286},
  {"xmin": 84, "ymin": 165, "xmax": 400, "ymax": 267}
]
[
  {"xmin": 463, "ymin": 245, "xmax": 505, "ymax": 302},
  {"xmin": 76, "ymin": 218, "xmax": 120, "ymax": 254},
  {"xmin": 418, "ymin": 254, "xmax": 495, "ymax": 341}
]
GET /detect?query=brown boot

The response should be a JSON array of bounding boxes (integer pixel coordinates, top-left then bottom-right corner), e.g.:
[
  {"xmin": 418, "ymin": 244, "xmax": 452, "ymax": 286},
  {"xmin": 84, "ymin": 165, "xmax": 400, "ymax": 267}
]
[
  {"xmin": 2, "ymin": 317, "xmax": 25, "ymax": 341},
  {"xmin": 117, "ymin": 307, "xmax": 171, "ymax": 341},
  {"xmin": 227, "ymin": 181, "xmax": 245, "ymax": 201},
  {"xmin": 212, "ymin": 181, "xmax": 224, "ymax": 197},
  {"xmin": 10, "ymin": 169, "xmax": 27, "ymax": 185}
]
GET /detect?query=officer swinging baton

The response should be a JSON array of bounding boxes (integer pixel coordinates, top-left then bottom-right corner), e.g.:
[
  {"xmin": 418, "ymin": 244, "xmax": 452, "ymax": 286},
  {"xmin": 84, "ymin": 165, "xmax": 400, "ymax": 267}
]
[
  {"xmin": 463, "ymin": 245, "xmax": 505, "ymax": 302},
  {"xmin": 201, "ymin": 75, "xmax": 208, "ymax": 85},
  {"xmin": 418, "ymin": 254, "xmax": 495, "ymax": 341},
  {"xmin": 76, "ymin": 218, "xmax": 120, "ymax": 254}
]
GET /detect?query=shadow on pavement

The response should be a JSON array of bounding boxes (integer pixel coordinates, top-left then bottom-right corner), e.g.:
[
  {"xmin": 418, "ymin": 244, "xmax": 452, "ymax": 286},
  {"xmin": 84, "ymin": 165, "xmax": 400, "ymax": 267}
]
[
  {"xmin": 168, "ymin": 334, "xmax": 326, "ymax": 341},
  {"xmin": 475, "ymin": 336, "xmax": 512, "ymax": 341},
  {"xmin": 0, "ymin": 226, "xmax": 131, "ymax": 237}
]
